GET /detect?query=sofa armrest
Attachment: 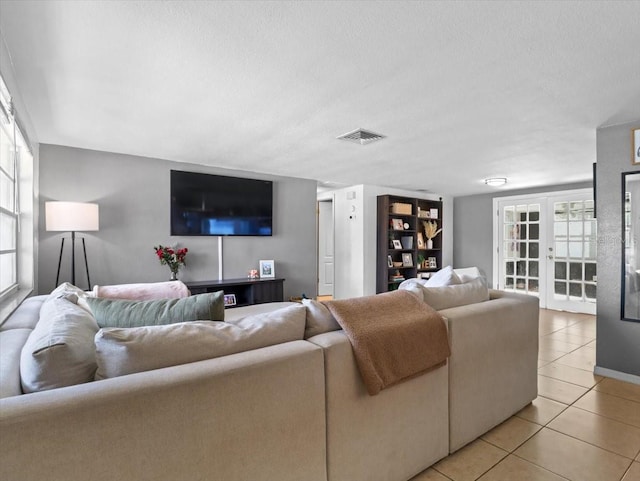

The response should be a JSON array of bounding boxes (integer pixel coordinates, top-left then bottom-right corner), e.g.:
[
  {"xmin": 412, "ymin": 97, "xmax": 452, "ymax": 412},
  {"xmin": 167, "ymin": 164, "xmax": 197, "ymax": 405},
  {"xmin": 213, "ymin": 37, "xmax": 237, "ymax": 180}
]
[
  {"xmin": 0, "ymin": 341, "xmax": 327, "ymax": 481},
  {"xmin": 441, "ymin": 294, "xmax": 539, "ymax": 452}
]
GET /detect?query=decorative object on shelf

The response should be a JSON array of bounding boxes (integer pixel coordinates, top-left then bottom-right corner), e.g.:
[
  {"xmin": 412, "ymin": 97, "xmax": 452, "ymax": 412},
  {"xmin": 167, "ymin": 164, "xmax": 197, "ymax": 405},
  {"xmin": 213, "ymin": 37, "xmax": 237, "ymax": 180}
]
[
  {"xmin": 248, "ymin": 269, "xmax": 259, "ymax": 279},
  {"xmin": 393, "ymin": 261, "xmax": 403, "ymax": 267},
  {"xmin": 259, "ymin": 259, "xmax": 275, "ymax": 278},
  {"xmin": 633, "ymin": 127, "xmax": 640, "ymax": 164},
  {"xmin": 46, "ymin": 201, "xmax": 100, "ymax": 290},
  {"xmin": 387, "ymin": 255, "xmax": 393, "ymax": 268},
  {"xmin": 401, "ymin": 236, "xmax": 413, "ymax": 249},
  {"xmin": 417, "ymin": 254, "xmax": 426, "ymax": 268},
  {"xmin": 423, "ymin": 220, "xmax": 442, "ymax": 250},
  {"xmin": 428, "ymin": 257, "xmax": 438, "ymax": 269},
  {"xmin": 154, "ymin": 244, "xmax": 188, "ymax": 280},
  {"xmin": 403, "ymin": 222, "xmax": 410, "ymax": 230},
  {"xmin": 402, "ymin": 253, "xmax": 413, "ymax": 267},
  {"xmin": 391, "ymin": 218, "xmax": 404, "ymax": 230},
  {"xmin": 417, "ymin": 207, "xmax": 430, "ymax": 219},
  {"xmin": 223, "ymin": 294, "xmax": 237, "ymax": 307},
  {"xmin": 417, "ymin": 232, "xmax": 425, "ymax": 249},
  {"xmin": 390, "ymin": 203, "xmax": 412, "ymax": 215},
  {"xmin": 392, "ymin": 239, "xmax": 402, "ymax": 249},
  {"xmin": 429, "ymin": 208, "xmax": 439, "ymax": 219}
]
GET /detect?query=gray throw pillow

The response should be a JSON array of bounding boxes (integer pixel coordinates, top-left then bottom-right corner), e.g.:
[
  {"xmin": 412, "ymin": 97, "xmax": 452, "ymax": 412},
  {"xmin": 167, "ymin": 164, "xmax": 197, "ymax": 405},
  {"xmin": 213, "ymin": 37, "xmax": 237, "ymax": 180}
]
[
  {"xmin": 20, "ymin": 296, "xmax": 100, "ymax": 393},
  {"xmin": 86, "ymin": 291, "xmax": 224, "ymax": 328}
]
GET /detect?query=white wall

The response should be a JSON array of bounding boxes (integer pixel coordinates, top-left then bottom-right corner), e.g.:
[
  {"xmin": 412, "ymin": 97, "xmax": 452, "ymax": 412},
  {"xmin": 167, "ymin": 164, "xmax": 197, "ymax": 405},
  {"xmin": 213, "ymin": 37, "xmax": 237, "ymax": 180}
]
[{"xmin": 325, "ymin": 184, "xmax": 452, "ymax": 299}]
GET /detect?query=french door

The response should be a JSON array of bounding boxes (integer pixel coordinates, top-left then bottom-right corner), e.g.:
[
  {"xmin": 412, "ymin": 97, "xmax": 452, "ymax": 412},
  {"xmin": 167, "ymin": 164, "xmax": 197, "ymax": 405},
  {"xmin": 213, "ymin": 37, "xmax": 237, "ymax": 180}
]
[{"xmin": 494, "ymin": 189, "xmax": 596, "ymax": 314}]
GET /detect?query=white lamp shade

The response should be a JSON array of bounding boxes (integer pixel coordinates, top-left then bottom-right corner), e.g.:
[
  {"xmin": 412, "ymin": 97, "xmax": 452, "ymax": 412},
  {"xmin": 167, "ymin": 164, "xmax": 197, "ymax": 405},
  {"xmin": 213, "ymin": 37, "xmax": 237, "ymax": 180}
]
[{"xmin": 46, "ymin": 201, "xmax": 99, "ymax": 232}]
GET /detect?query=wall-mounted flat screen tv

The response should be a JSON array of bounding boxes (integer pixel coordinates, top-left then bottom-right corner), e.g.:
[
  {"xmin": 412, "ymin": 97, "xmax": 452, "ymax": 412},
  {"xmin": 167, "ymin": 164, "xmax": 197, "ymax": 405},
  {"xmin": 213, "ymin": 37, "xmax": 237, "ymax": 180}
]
[{"xmin": 171, "ymin": 170, "xmax": 273, "ymax": 236}]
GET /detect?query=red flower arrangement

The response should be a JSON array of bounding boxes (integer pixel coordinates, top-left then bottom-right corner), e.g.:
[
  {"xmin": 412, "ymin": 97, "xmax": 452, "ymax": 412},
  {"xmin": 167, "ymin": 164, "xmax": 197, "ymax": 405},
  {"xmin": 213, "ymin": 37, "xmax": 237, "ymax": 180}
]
[{"xmin": 154, "ymin": 245, "xmax": 188, "ymax": 279}]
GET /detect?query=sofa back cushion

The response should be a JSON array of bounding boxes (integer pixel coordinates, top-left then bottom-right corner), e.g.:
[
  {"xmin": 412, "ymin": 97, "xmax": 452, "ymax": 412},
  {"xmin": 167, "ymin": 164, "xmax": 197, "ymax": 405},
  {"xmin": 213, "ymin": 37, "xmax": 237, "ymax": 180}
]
[
  {"xmin": 421, "ymin": 277, "xmax": 490, "ymax": 311},
  {"xmin": 94, "ymin": 304, "xmax": 307, "ymax": 379},
  {"xmin": 20, "ymin": 297, "xmax": 99, "ymax": 393},
  {"xmin": 302, "ymin": 299, "xmax": 341, "ymax": 338},
  {"xmin": 86, "ymin": 291, "xmax": 224, "ymax": 328}
]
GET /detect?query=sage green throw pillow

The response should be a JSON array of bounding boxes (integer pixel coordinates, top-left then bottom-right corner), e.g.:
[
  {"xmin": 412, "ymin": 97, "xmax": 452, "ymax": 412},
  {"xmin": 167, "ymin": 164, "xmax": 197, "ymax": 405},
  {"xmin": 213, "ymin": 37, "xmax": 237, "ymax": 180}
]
[{"xmin": 86, "ymin": 291, "xmax": 224, "ymax": 328}]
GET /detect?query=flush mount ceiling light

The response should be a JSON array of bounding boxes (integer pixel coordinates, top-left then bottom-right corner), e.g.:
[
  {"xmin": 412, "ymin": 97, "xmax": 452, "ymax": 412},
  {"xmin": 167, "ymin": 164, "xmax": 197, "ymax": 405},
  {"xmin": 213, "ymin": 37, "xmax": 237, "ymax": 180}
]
[
  {"xmin": 337, "ymin": 128, "xmax": 386, "ymax": 145},
  {"xmin": 485, "ymin": 177, "xmax": 507, "ymax": 186}
]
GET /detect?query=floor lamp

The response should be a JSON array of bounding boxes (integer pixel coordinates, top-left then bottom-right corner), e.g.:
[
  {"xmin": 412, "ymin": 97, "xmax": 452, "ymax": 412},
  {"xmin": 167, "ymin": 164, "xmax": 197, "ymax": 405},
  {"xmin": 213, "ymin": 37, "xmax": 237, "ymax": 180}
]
[{"xmin": 45, "ymin": 201, "xmax": 100, "ymax": 289}]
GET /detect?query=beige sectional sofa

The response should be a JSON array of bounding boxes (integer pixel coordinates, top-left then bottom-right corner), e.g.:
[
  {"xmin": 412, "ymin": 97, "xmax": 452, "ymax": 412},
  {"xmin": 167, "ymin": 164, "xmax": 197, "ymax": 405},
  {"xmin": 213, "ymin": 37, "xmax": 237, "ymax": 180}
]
[{"xmin": 0, "ymin": 283, "xmax": 538, "ymax": 481}]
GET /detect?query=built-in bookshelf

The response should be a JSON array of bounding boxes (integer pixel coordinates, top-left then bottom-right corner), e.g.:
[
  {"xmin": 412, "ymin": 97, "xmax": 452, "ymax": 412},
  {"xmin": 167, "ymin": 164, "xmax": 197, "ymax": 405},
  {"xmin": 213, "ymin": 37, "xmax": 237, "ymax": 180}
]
[{"xmin": 376, "ymin": 195, "xmax": 443, "ymax": 293}]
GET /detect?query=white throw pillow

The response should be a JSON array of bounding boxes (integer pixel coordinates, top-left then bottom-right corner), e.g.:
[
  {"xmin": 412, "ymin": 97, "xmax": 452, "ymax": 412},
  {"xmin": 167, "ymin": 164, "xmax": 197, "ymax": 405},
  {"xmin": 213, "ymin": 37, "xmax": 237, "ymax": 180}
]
[
  {"xmin": 302, "ymin": 299, "xmax": 341, "ymax": 338},
  {"xmin": 397, "ymin": 280, "xmax": 425, "ymax": 302},
  {"xmin": 453, "ymin": 266, "xmax": 483, "ymax": 283},
  {"xmin": 421, "ymin": 277, "xmax": 490, "ymax": 311},
  {"xmin": 94, "ymin": 304, "xmax": 306, "ymax": 379},
  {"xmin": 20, "ymin": 296, "xmax": 99, "ymax": 393},
  {"xmin": 425, "ymin": 265, "xmax": 461, "ymax": 287}
]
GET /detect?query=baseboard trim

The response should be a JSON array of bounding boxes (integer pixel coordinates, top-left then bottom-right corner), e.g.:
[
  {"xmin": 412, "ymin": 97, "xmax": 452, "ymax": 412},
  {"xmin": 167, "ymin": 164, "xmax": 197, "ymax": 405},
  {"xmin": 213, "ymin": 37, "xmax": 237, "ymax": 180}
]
[{"xmin": 594, "ymin": 366, "xmax": 640, "ymax": 385}]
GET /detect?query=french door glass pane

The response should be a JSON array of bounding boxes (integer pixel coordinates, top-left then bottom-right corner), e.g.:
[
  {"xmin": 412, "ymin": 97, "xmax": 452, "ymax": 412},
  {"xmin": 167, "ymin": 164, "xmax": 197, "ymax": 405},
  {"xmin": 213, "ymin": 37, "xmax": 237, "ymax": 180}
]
[{"xmin": 503, "ymin": 203, "xmax": 540, "ymax": 296}]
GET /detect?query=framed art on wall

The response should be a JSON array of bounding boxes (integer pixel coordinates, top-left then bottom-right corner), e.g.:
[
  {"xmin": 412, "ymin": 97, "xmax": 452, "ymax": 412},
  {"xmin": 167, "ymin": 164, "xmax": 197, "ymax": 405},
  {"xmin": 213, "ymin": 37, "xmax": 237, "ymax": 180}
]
[
  {"xmin": 259, "ymin": 259, "xmax": 275, "ymax": 278},
  {"xmin": 633, "ymin": 128, "xmax": 640, "ymax": 164}
]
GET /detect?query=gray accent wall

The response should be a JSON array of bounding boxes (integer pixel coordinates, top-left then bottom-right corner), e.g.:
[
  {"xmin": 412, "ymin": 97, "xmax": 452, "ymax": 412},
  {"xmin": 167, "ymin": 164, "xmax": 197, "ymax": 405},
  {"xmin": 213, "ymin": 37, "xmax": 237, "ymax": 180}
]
[
  {"xmin": 453, "ymin": 181, "xmax": 592, "ymax": 286},
  {"xmin": 38, "ymin": 144, "xmax": 318, "ymax": 300},
  {"xmin": 596, "ymin": 120, "xmax": 640, "ymax": 378}
]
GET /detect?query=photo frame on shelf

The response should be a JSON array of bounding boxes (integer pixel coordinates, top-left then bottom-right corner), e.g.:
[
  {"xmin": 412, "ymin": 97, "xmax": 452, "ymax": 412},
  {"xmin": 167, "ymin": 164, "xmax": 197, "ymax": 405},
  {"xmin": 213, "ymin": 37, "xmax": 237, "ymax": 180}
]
[
  {"xmin": 417, "ymin": 232, "xmax": 425, "ymax": 249},
  {"xmin": 392, "ymin": 239, "xmax": 402, "ymax": 249},
  {"xmin": 402, "ymin": 253, "xmax": 413, "ymax": 267},
  {"xmin": 387, "ymin": 255, "xmax": 393, "ymax": 268},
  {"xmin": 223, "ymin": 294, "xmax": 237, "ymax": 307},
  {"xmin": 428, "ymin": 257, "xmax": 437, "ymax": 269},
  {"xmin": 633, "ymin": 128, "xmax": 640, "ymax": 164},
  {"xmin": 259, "ymin": 259, "xmax": 275, "ymax": 278},
  {"xmin": 391, "ymin": 218, "xmax": 404, "ymax": 230},
  {"xmin": 429, "ymin": 208, "xmax": 439, "ymax": 219}
]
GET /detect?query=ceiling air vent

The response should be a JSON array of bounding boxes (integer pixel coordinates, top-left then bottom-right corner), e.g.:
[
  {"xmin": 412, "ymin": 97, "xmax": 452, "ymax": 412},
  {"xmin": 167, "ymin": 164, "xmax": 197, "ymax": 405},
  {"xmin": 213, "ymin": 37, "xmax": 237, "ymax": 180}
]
[{"xmin": 337, "ymin": 128, "xmax": 386, "ymax": 145}]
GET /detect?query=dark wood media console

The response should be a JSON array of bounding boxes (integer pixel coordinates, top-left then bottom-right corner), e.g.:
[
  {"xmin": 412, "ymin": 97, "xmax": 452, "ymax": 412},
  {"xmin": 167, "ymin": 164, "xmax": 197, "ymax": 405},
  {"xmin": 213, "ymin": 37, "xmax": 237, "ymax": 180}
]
[{"xmin": 185, "ymin": 278, "xmax": 285, "ymax": 307}]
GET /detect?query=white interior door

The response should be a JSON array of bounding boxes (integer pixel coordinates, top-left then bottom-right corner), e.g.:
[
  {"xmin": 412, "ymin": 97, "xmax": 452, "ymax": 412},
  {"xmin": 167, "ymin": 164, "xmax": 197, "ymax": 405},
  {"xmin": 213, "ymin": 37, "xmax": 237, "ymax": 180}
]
[
  {"xmin": 546, "ymin": 192, "xmax": 597, "ymax": 314},
  {"xmin": 317, "ymin": 199, "xmax": 334, "ymax": 297}
]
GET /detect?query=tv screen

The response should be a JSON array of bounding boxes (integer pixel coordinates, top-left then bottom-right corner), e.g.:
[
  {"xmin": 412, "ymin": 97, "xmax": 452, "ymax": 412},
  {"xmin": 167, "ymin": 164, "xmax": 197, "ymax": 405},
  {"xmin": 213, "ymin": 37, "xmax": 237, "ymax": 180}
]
[{"xmin": 171, "ymin": 170, "xmax": 273, "ymax": 236}]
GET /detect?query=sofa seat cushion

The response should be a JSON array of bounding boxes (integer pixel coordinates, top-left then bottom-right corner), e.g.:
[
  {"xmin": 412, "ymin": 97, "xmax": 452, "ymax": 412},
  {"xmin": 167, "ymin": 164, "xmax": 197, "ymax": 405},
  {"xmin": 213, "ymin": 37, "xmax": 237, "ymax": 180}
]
[
  {"xmin": 421, "ymin": 277, "xmax": 490, "ymax": 311},
  {"xmin": 95, "ymin": 304, "xmax": 307, "ymax": 379},
  {"xmin": 20, "ymin": 296, "xmax": 100, "ymax": 393},
  {"xmin": 86, "ymin": 291, "xmax": 225, "ymax": 328},
  {"xmin": 0, "ymin": 329, "xmax": 32, "ymax": 398}
]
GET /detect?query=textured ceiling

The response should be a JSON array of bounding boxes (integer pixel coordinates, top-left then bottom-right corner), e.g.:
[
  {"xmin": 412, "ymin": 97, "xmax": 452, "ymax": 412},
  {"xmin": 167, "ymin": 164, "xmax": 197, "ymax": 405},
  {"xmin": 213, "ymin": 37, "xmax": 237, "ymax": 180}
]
[{"xmin": 1, "ymin": 0, "xmax": 639, "ymax": 196}]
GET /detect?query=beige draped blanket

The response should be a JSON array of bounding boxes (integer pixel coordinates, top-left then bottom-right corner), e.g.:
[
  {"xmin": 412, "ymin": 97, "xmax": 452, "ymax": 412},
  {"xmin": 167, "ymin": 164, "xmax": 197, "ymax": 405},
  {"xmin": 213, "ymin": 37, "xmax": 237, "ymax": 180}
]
[{"xmin": 324, "ymin": 290, "xmax": 450, "ymax": 395}]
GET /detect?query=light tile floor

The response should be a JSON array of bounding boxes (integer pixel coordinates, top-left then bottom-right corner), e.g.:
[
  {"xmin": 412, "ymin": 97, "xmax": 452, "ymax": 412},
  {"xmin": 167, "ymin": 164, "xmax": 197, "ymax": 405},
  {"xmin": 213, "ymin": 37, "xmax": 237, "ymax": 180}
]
[{"xmin": 411, "ymin": 308, "xmax": 640, "ymax": 481}]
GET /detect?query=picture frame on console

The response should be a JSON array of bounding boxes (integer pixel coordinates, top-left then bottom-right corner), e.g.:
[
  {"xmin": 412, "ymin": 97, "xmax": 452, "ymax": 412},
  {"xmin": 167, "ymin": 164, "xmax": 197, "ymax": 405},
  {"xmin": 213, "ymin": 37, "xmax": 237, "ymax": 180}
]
[
  {"xmin": 224, "ymin": 294, "xmax": 237, "ymax": 307},
  {"xmin": 259, "ymin": 260, "xmax": 275, "ymax": 278}
]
